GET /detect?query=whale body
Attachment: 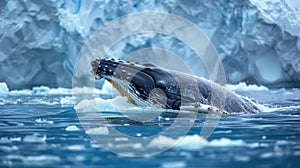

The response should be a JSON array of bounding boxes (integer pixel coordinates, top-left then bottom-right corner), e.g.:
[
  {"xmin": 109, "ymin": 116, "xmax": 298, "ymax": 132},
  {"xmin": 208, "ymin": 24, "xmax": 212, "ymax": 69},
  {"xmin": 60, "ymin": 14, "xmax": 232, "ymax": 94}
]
[{"xmin": 91, "ymin": 58, "xmax": 261, "ymax": 114}]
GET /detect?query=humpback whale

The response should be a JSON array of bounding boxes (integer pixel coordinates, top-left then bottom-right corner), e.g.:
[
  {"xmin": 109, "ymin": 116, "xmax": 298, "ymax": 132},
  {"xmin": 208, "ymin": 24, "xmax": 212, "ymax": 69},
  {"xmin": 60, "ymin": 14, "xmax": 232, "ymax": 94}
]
[{"xmin": 91, "ymin": 58, "xmax": 261, "ymax": 114}]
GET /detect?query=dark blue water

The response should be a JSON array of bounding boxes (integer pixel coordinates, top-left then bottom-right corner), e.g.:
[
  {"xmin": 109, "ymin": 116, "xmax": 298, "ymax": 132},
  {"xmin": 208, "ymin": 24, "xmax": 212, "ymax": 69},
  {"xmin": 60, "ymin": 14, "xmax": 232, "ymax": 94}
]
[{"xmin": 0, "ymin": 88, "xmax": 300, "ymax": 167}]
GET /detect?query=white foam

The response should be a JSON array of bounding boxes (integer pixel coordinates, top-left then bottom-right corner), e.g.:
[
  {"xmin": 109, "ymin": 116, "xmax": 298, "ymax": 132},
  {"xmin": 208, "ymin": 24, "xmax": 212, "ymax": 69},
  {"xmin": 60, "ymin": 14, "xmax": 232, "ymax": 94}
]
[
  {"xmin": 226, "ymin": 82, "xmax": 269, "ymax": 91},
  {"xmin": 9, "ymin": 87, "xmax": 73, "ymax": 95},
  {"xmin": 268, "ymin": 105, "xmax": 300, "ymax": 113},
  {"xmin": 26, "ymin": 98, "xmax": 60, "ymax": 105},
  {"xmin": 9, "ymin": 89, "xmax": 32, "ymax": 95}
]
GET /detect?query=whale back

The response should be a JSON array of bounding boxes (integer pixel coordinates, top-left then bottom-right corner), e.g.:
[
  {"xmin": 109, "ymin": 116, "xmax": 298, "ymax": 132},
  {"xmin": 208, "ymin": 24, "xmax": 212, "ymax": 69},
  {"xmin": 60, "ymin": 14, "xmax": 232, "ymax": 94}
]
[{"xmin": 168, "ymin": 70, "xmax": 260, "ymax": 113}]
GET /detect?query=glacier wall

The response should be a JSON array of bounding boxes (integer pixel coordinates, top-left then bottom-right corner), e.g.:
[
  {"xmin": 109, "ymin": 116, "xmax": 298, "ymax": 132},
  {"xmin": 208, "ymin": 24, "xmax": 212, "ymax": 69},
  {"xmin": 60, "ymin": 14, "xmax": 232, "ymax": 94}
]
[{"xmin": 0, "ymin": 0, "xmax": 299, "ymax": 89}]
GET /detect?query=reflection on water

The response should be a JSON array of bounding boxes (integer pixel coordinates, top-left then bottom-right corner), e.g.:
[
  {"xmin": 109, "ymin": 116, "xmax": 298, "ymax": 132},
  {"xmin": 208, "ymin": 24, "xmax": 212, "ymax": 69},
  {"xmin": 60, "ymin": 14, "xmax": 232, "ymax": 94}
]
[{"xmin": 0, "ymin": 89, "xmax": 300, "ymax": 167}]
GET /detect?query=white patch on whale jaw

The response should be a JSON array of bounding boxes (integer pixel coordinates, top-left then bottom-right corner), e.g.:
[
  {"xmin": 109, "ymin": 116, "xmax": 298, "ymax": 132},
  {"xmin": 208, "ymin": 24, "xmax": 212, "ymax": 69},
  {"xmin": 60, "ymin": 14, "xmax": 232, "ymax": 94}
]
[
  {"xmin": 180, "ymin": 103, "xmax": 228, "ymax": 114},
  {"xmin": 104, "ymin": 76, "xmax": 170, "ymax": 109},
  {"xmin": 105, "ymin": 76, "xmax": 153, "ymax": 107}
]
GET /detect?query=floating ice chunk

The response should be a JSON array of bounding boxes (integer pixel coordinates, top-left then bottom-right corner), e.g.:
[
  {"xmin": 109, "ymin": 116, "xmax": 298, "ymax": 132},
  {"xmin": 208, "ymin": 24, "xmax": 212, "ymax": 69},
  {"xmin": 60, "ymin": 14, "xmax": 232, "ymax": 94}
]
[
  {"xmin": 65, "ymin": 125, "xmax": 80, "ymax": 131},
  {"xmin": 66, "ymin": 145, "xmax": 85, "ymax": 151},
  {"xmin": 74, "ymin": 98, "xmax": 101, "ymax": 112},
  {"xmin": 85, "ymin": 127, "xmax": 109, "ymax": 135},
  {"xmin": 0, "ymin": 82, "xmax": 9, "ymax": 96},
  {"xmin": 0, "ymin": 137, "xmax": 22, "ymax": 143},
  {"xmin": 147, "ymin": 135, "xmax": 181, "ymax": 149},
  {"xmin": 234, "ymin": 155, "xmax": 251, "ymax": 162},
  {"xmin": 60, "ymin": 96, "xmax": 74, "ymax": 106},
  {"xmin": 35, "ymin": 118, "xmax": 54, "ymax": 124},
  {"xmin": 23, "ymin": 134, "xmax": 47, "ymax": 143},
  {"xmin": 148, "ymin": 135, "xmax": 254, "ymax": 151},
  {"xmin": 115, "ymin": 137, "xmax": 129, "ymax": 142},
  {"xmin": 161, "ymin": 161, "xmax": 186, "ymax": 168},
  {"xmin": 174, "ymin": 135, "xmax": 208, "ymax": 150},
  {"xmin": 74, "ymin": 95, "xmax": 134, "ymax": 113},
  {"xmin": 207, "ymin": 138, "xmax": 246, "ymax": 147},
  {"xmin": 32, "ymin": 86, "xmax": 50, "ymax": 94},
  {"xmin": 0, "ymin": 145, "xmax": 18, "ymax": 152},
  {"xmin": 23, "ymin": 155, "xmax": 61, "ymax": 163}
]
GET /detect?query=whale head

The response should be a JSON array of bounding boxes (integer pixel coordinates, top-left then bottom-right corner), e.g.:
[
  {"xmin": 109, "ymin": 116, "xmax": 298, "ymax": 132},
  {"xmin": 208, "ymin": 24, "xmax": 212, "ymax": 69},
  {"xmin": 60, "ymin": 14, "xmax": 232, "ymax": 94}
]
[{"xmin": 91, "ymin": 58, "xmax": 181, "ymax": 109}]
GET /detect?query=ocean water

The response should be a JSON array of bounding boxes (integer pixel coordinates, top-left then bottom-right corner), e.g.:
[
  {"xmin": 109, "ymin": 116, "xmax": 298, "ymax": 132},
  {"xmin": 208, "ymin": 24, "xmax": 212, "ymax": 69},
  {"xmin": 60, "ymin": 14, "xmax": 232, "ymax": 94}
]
[{"xmin": 0, "ymin": 85, "xmax": 300, "ymax": 167}]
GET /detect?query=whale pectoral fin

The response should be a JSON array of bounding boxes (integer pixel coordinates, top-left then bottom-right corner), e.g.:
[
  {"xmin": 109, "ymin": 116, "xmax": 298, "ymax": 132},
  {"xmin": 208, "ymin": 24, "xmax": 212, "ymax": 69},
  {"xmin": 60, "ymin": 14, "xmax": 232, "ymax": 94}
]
[{"xmin": 180, "ymin": 103, "xmax": 228, "ymax": 114}]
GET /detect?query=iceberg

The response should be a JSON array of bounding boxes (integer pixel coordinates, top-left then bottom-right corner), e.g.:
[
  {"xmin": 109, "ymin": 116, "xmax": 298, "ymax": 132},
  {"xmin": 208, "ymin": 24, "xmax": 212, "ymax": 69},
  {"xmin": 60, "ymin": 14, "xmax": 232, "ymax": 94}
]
[
  {"xmin": 0, "ymin": 82, "xmax": 9, "ymax": 96},
  {"xmin": 0, "ymin": 0, "xmax": 299, "ymax": 89}
]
